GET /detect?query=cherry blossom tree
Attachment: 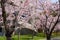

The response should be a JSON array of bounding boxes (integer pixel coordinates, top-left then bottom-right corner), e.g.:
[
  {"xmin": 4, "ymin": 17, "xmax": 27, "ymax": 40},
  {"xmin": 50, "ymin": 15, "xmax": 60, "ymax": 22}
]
[
  {"xmin": 37, "ymin": 1, "xmax": 60, "ymax": 40},
  {"xmin": 0, "ymin": 0, "xmax": 19, "ymax": 40},
  {"xmin": 29, "ymin": 0, "xmax": 60, "ymax": 40},
  {"xmin": 0, "ymin": 0, "xmax": 60, "ymax": 40}
]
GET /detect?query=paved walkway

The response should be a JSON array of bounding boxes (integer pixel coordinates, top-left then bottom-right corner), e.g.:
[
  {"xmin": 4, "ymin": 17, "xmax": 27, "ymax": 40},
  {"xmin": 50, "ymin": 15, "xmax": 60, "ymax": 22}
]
[
  {"xmin": 51, "ymin": 37, "xmax": 60, "ymax": 40},
  {"xmin": 39, "ymin": 37, "xmax": 60, "ymax": 40}
]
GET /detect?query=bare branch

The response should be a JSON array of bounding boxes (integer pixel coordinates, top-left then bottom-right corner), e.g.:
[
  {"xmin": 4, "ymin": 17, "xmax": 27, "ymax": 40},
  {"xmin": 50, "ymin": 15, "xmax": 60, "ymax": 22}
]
[
  {"xmin": 49, "ymin": 18, "xmax": 54, "ymax": 29},
  {"xmin": 50, "ymin": 14, "xmax": 60, "ymax": 34},
  {"xmin": 44, "ymin": 15, "xmax": 48, "ymax": 29},
  {"xmin": 5, "ymin": 0, "xmax": 18, "ymax": 7}
]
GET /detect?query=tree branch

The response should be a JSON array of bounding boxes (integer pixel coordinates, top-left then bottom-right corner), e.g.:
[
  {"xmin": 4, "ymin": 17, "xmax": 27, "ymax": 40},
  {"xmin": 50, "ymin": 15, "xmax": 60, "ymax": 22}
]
[
  {"xmin": 1, "ymin": 0, "xmax": 7, "ymax": 30},
  {"xmin": 50, "ymin": 14, "xmax": 60, "ymax": 34}
]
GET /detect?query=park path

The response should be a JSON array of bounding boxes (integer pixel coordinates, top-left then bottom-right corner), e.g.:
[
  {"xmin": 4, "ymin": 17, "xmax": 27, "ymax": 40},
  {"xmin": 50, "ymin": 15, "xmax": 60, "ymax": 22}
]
[
  {"xmin": 39, "ymin": 37, "xmax": 60, "ymax": 40},
  {"xmin": 51, "ymin": 37, "xmax": 60, "ymax": 40}
]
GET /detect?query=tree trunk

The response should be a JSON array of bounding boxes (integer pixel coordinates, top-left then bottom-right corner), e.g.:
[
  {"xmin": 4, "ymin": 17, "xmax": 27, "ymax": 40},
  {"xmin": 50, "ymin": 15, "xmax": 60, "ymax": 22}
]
[
  {"xmin": 5, "ymin": 29, "xmax": 14, "ymax": 40},
  {"xmin": 1, "ymin": 0, "xmax": 14, "ymax": 40},
  {"xmin": 46, "ymin": 34, "xmax": 51, "ymax": 40},
  {"xmin": 32, "ymin": 31, "xmax": 34, "ymax": 39},
  {"xmin": 6, "ymin": 37, "xmax": 12, "ymax": 40},
  {"xmin": 5, "ymin": 32, "xmax": 12, "ymax": 40}
]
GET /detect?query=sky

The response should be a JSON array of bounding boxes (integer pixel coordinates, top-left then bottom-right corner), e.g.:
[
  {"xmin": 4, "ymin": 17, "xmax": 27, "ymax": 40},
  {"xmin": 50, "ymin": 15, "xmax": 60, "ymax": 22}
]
[{"xmin": 50, "ymin": 0, "xmax": 58, "ymax": 3}]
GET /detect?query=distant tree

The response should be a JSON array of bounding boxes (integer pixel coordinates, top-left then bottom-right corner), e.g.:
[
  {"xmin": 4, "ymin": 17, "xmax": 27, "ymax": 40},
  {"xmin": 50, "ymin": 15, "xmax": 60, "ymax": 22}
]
[
  {"xmin": 39, "ymin": 9, "xmax": 60, "ymax": 40},
  {"xmin": 35, "ymin": 0, "xmax": 60, "ymax": 40}
]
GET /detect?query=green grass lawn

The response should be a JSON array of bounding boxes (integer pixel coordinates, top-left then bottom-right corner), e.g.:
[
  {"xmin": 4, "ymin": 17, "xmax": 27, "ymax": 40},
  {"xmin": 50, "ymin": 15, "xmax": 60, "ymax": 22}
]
[
  {"xmin": 0, "ymin": 35, "xmax": 46, "ymax": 40},
  {"xmin": 12, "ymin": 34, "xmax": 46, "ymax": 40},
  {"xmin": 0, "ymin": 32, "xmax": 60, "ymax": 40}
]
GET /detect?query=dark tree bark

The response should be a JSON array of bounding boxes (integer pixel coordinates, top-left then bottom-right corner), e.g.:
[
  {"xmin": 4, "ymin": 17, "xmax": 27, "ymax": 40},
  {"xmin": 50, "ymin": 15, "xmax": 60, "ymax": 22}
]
[
  {"xmin": 1, "ymin": 0, "xmax": 14, "ymax": 40},
  {"xmin": 5, "ymin": 28, "xmax": 14, "ymax": 40},
  {"xmin": 46, "ymin": 34, "xmax": 51, "ymax": 40},
  {"xmin": 46, "ymin": 31, "xmax": 52, "ymax": 40}
]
